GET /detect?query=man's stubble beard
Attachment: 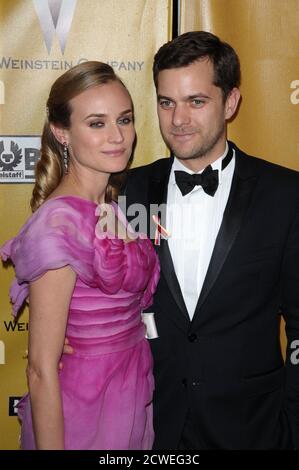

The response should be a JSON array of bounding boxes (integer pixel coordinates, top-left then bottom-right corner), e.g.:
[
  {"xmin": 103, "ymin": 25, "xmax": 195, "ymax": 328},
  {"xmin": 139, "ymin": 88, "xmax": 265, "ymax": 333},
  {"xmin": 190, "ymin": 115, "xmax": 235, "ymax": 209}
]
[{"xmin": 163, "ymin": 121, "xmax": 226, "ymax": 161}]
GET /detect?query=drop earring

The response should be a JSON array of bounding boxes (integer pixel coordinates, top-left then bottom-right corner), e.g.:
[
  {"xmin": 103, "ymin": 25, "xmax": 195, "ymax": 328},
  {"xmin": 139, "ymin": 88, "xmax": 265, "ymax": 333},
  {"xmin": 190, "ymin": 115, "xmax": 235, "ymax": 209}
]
[{"xmin": 63, "ymin": 142, "xmax": 69, "ymax": 173}]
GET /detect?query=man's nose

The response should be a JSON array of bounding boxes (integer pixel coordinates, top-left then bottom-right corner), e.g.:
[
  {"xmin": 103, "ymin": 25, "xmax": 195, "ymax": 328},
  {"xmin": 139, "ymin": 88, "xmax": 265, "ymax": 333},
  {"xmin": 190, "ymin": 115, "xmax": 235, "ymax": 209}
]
[{"xmin": 172, "ymin": 104, "xmax": 191, "ymax": 127}]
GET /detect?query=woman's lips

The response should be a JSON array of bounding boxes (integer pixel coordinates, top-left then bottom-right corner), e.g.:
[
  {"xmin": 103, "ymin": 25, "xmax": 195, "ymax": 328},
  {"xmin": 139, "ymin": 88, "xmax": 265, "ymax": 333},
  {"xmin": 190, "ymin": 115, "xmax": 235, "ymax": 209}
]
[{"xmin": 102, "ymin": 148, "xmax": 126, "ymax": 156}]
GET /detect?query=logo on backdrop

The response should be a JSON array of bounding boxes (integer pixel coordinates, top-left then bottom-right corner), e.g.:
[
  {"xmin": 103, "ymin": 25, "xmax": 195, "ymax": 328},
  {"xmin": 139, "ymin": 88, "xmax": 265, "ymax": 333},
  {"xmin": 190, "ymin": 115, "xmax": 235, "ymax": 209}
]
[
  {"xmin": 0, "ymin": 136, "xmax": 40, "ymax": 183},
  {"xmin": 33, "ymin": 0, "xmax": 77, "ymax": 54},
  {"xmin": 0, "ymin": 1, "xmax": 144, "ymax": 72},
  {"xmin": 2, "ymin": 320, "xmax": 29, "ymax": 332},
  {"xmin": 9, "ymin": 397, "xmax": 22, "ymax": 417}
]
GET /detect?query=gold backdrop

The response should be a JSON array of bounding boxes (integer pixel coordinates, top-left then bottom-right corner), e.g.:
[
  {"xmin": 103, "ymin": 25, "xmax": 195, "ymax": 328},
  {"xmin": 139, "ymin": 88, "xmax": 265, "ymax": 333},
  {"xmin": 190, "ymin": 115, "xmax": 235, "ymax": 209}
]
[
  {"xmin": 180, "ymin": 0, "xmax": 299, "ymax": 170},
  {"xmin": 1, "ymin": 0, "xmax": 298, "ymax": 450},
  {"xmin": 0, "ymin": 0, "xmax": 170, "ymax": 450}
]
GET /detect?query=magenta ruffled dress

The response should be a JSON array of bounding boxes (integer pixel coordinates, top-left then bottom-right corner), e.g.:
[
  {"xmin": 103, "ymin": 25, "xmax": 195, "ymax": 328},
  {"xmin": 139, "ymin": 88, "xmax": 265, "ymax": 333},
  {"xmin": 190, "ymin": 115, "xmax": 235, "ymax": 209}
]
[{"xmin": 0, "ymin": 196, "xmax": 160, "ymax": 450}]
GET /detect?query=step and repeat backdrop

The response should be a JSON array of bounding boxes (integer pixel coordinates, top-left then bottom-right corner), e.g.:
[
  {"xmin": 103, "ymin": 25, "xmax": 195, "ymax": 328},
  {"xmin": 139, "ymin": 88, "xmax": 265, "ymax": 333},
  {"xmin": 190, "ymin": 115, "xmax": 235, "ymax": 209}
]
[
  {"xmin": 1, "ymin": 0, "xmax": 298, "ymax": 450},
  {"xmin": 0, "ymin": 0, "xmax": 171, "ymax": 450}
]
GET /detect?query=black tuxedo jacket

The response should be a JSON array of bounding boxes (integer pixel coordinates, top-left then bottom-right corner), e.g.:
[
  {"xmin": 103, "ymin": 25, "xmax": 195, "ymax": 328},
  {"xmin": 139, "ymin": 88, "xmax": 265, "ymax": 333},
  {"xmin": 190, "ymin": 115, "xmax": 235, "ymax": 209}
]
[{"xmin": 123, "ymin": 142, "xmax": 299, "ymax": 449}]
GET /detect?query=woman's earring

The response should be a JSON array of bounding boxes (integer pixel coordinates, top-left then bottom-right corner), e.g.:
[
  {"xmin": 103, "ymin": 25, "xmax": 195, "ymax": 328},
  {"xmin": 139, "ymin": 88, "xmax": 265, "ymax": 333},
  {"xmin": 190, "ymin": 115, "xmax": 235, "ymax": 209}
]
[{"xmin": 63, "ymin": 142, "xmax": 69, "ymax": 173}]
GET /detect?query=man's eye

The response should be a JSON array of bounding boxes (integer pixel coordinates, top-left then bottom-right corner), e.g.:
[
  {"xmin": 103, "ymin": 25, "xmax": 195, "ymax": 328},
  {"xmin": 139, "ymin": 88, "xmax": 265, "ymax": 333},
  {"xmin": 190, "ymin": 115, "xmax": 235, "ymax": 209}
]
[
  {"xmin": 159, "ymin": 100, "xmax": 174, "ymax": 108},
  {"xmin": 192, "ymin": 99, "xmax": 204, "ymax": 106}
]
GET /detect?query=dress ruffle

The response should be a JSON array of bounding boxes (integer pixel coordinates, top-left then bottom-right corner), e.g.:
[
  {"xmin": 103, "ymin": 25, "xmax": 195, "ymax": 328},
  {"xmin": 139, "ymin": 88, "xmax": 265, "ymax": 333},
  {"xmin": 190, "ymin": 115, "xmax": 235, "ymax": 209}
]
[{"xmin": 0, "ymin": 196, "xmax": 159, "ymax": 317}]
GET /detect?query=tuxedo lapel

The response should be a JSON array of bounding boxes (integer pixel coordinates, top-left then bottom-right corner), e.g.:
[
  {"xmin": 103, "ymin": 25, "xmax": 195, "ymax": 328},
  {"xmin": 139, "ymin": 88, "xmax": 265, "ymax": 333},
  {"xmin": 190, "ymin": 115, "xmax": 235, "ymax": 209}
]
[
  {"xmin": 148, "ymin": 158, "xmax": 190, "ymax": 321},
  {"xmin": 192, "ymin": 149, "xmax": 259, "ymax": 324},
  {"xmin": 158, "ymin": 239, "xmax": 190, "ymax": 320}
]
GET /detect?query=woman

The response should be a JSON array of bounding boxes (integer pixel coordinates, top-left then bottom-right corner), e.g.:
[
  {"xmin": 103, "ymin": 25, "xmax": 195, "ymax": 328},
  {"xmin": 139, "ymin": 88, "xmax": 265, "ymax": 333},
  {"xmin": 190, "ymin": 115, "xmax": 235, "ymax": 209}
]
[{"xmin": 0, "ymin": 61, "xmax": 159, "ymax": 450}]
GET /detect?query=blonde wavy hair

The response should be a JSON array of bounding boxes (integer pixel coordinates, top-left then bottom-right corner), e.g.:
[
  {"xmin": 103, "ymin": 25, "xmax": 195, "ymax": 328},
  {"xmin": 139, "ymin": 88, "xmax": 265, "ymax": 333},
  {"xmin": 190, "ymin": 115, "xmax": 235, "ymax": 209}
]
[{"xmin": 31, "ymin": 61, "xmax": 134, "ymax": 212}]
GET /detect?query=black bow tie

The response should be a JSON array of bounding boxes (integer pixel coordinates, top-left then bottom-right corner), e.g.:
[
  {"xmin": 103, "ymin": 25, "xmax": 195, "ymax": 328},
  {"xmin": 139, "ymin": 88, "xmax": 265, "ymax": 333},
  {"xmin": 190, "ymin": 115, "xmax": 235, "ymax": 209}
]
[
  {"xmin": 175, "ymin": 166, "xmax": 218, "ymax": 196},
  {"xmin": 174, "ymin": 145, "xmax": 233, "ymax": 197}
]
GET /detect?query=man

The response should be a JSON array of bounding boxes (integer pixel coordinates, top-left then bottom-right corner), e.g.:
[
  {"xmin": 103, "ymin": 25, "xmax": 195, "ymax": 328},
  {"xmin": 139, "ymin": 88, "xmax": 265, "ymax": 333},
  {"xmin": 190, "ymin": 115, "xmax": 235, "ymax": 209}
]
[{"xmin": 123, "ymin": 31, "xmax": 299, "ymax": 449}]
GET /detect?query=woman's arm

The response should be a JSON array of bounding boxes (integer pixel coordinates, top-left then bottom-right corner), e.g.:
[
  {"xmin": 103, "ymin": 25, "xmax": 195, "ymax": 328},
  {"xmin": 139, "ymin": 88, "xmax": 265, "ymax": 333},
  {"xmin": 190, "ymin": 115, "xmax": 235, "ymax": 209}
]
[{"xmin": 27, "ymin": 266, "xmax": 76, "ymax": 450}]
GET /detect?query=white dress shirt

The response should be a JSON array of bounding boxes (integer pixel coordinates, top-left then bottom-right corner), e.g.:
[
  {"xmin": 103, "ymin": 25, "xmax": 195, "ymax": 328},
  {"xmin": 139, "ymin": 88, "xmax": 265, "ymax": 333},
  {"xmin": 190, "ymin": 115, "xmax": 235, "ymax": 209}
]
[{"xmin": 166, "ymin": 143, "xmax": 235, "ymax": 319}]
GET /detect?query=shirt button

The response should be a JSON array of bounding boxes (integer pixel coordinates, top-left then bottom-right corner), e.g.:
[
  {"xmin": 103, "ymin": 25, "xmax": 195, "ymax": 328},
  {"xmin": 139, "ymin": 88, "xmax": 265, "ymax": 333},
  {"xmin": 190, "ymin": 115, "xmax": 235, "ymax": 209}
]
[
  {"xmin": 192, "ymin": 381, "xmax": 201, "ymax": 387},
  {"xmin": 188, "ymin": 333, "xmax": 197, "ymax": 342}
]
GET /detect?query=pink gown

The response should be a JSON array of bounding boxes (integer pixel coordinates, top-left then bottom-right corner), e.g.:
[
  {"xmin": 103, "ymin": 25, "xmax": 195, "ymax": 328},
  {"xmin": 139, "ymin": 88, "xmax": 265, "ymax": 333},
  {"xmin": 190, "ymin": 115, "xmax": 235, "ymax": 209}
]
[{"xmin": 0, "ymin": 196, "xmax": 160, "ymax": 450}]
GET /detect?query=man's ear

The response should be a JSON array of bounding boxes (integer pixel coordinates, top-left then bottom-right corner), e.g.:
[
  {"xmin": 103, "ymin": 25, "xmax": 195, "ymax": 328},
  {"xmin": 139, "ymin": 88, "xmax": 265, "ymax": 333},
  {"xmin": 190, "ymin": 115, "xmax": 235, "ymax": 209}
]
[
  {"xmin": 224, "ymin": 87, "xmax": 241, "ymax": 120},
  {"xmin": 50, "ymin": 124, "xmax": 69, "ymax": 146}
]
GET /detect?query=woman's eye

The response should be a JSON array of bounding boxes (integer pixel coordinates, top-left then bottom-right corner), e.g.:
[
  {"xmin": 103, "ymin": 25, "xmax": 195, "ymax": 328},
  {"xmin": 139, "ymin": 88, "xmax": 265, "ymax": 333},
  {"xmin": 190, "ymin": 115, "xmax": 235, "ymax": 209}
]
[
  {"xmin": 89, "ymin": 121, "xmax": 104, "ymax": 128},
  {"xmin": 118, "ymin": 117, "xmax": 133, "ymax": 125}
]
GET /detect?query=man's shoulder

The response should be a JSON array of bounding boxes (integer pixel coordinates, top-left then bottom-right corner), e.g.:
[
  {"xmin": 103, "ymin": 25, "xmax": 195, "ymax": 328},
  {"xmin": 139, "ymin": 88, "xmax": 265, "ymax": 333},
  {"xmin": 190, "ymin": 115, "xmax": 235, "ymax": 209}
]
[
  {"xmin": 232, "ymin": 141, "xmax": 299, "ymax": 183},
  {"xmin": 128, "ymin": 156, "xmax": 171, "ymax": 179},
  {"xmin": 122, "ymin": 157, "xmax": 171, "ymax": 201}
]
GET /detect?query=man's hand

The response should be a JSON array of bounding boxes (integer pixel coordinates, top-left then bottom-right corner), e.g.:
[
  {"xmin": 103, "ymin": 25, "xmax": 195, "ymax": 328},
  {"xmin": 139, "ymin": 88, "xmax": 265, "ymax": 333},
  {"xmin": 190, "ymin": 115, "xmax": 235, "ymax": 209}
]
[{"xmin": 59, "ymin": 337, "xmax": 74, "ymax": 370}]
